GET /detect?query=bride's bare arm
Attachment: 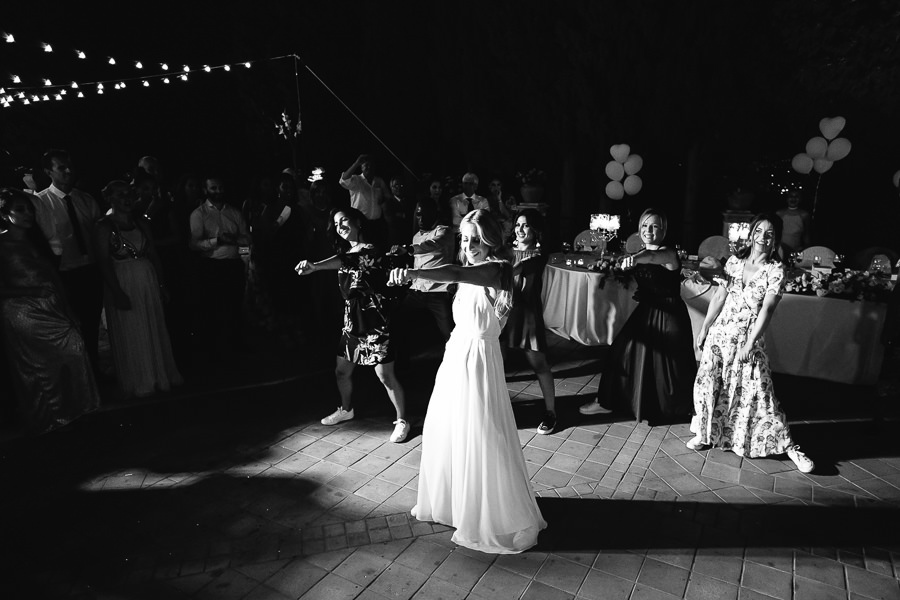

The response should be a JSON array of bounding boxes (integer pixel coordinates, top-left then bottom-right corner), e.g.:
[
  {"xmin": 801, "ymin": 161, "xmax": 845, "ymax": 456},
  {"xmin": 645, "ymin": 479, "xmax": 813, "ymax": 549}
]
[{"xmin": 390, "ymin": 262, "xmax": 504, "ymax": 289}]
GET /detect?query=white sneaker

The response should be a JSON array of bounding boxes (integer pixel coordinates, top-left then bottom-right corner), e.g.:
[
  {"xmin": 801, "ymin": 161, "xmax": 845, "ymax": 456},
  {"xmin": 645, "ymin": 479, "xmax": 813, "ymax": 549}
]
[
  {"xmin": 321, "ymin": 407, "xmax": 354, "ymax": 426},
  {"xmin": 787, "ymin": 446, "xmax": 814, "ymax": 473},
  {"xmin": 579, "ymin": 400, "xmax": 612, "ymax": 416},
  {"xmin": 390, "ymin": 419, "xmax": 410, "ymax": 443},
  {"xmin": 685, "ymin": 435, "xmax": 707, "ymax": 450}
]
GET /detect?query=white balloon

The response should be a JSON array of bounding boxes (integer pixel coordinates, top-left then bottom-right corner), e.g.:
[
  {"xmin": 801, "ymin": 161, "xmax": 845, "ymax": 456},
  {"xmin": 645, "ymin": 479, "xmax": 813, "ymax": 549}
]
[
  {"xmin": 893, "ymin": 169, "xmax": 900, "ymax": 189},
  {"xmin": 813, "ymin": 158, "xmax": 833, "ymax": 174},
  {"xmin": 605, "ymin": 160, "xmax": 625, "ymax": 182},
  {"xmin": 805, "ymin": 137, "xmax": 828, "ymax": 159},
  {"xmin": 825, "ymin": 137, "xmax": 851, "ymax": 161},
  {"xmin": 605, "ymin": 180, "xmax": 625, "ymax": 200},
  {"xmin": 791, "ymin": 153, "xmax": 814, "ymax": 175},
  {"xmin": 818, "ymin": 116, "xmax": 846, "ymax": 141},
  {"xmin": 624, "ymin": 154, "xmax": 643, "ymax": 175},
  {"xmin": 610, "ymin": 144, "xmax": 630, "ymax": 163},
  {"xmin": 623, "ymin": 174, "xmax": 643, "ymax": 196}
]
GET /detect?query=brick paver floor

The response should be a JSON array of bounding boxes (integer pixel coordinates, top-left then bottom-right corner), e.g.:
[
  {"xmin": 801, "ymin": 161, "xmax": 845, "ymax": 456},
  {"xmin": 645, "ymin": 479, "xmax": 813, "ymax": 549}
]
[{"xmin": 2, "ymin": 334, "xmax": 898, "ymax": 599}]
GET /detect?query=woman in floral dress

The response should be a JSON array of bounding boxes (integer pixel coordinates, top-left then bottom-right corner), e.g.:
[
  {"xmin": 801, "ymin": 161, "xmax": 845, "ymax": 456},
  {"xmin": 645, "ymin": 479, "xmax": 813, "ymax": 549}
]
[
  {"xmin": 295, "ymin": 207, "xmax": 410, "ymax": 443},
  {"xmin": 688, "ymin": 214, "xmax": 814, "ymax": 473}
]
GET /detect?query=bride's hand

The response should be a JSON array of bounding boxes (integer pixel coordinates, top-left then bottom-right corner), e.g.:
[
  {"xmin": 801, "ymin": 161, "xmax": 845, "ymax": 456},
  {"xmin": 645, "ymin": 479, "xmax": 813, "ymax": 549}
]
[
  {"xmin": 388, "ymin": 267, "xmax": 410, "ymax": 286},
  {"xmin": 295, "ymin": 260, "xmax": 314, "ymax": 275}
]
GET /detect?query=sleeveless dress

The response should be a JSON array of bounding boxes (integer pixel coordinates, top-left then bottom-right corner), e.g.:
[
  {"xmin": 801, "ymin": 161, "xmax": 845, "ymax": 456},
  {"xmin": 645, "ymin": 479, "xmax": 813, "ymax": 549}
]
[
  {"xmin": 0, "ymin": 235, "xmax": 99, "ymax": 433},
  {"xmin": 503, "ymin": 248, "xmax": 548, "ymax": 352},
  {"xmin": 413, "ymin": 281, "xmax": 547, "ymax": 554},
  {"xmin": 690, "ymin": 256, "xmax": 794, "ymax": 457},
  {"xmin": 102, "ymin": 219, "xmax": 182, "ymax": 398},
  {"xmin": 600, "ymin": 263, "xmax": 696, "ymax": 423}
]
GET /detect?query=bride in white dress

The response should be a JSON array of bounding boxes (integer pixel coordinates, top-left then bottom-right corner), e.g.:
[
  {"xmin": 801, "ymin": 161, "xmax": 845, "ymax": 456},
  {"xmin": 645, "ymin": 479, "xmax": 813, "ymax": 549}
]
[{"xmin": 389, "ymin": 209, "xmax": 546, "ymax": 554}]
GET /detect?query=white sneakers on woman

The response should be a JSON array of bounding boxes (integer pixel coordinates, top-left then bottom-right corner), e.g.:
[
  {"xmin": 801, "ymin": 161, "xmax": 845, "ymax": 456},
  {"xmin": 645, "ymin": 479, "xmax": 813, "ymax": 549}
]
[
  {"xmin": 321, "ymin": 407, "xmax": 354, "ymax": 425},
  {"xmin": 685, "ymin": 435, "xmax": 708, "ymax": 450},
  {"xmin": 390, "ymin": 419, "xmax": 410, "ymax": 443},
  {"xmin": 787, "ymin": 446, "xmax": 815, "ymax": 473},
  {"xmin": 579, "ymin": 400, "xmax": 612, "ymax": 415}
]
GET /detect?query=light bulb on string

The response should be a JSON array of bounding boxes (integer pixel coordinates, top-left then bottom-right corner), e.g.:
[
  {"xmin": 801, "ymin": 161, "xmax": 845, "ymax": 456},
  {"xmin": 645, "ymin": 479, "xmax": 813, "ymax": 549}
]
[
  {"xmin": 22, "ymin": 99, "xmax": 29, "ymax": 105},
  {"xmin": 17, "ymin": 92, "xmax": 24, "ymax": 99},
  {"xmin": 42, "ymin": 95, "xmax": 49, "ymax": 101},
  {"xmin": 77, "ymin": 50, "xmax": 86, "ymax": 59},
  {"xmin": 142, "ymin": 80, "xmax": 149, "ymax": 87},
  {"xmin": 43, "ymin": 79, "xmax": 52, "ymax": 86},
  {"xmin": 71, "ymin": 82, "xmax": 78, "ymax": 89},
  {"xmin": 108, "ymin": 57, "xmax": 116, "ymax": 65},
  {"xmin": 223, "ymin": 64, "xmax": 231, "ymax": 71},
  {"xmin": 182, "ymin": 65, "xmax": 190, "ymax": 72},
  {"xmin": 0, "ymin": 88, "xmax": 4, "ymax": 94},
  {"xmin": 42, "ymin": 43, "xmax": 53, "ymax": 52},
  {"xmin": 162, "ymin": 78, "xmax": 170, "ymax": 84},
  {"xmin": 203, "ymin": 65, "xmax": 211, "ymax": 72},
  {"xmin": 97, "ymin": 89, "xmax": 103, "ymax": 95},
  {"xmin": 77, "ymin": 92, "xmax": 84, "ymax": 98},
  {"xmin": 244, "ymin": 62, "xmax": 251, "ymax": 68},
  {"xmin": 60, "ymin": 89, "xmax": 66, "ymax": 95},
  {"xmin": 31, "ymin": 95, "xmax": 38, "ymax": 101},
  {"xmin": 54, "ymin": 94, "xmax": 62, "ymax": 100},
  {"xmin": 4, "ymin": 33, "xmax": 14, "ymax": 43},
  {"xmin": 180, "ymin": 74, "xmax": 188, "ymax": 81},
  {"xmin": 11, "ymin": 75, "xmax": 20, "ymax": 83},
  {"xmin": 114, "ymin": 83, "xmax": 121, "ymax": 90},
  {"xmin": 161, "ymin": 63, "xmax": 169, "ymax": 70},
  {"xmin": 135, "ymin": 61, "xmax": 143, "ymax": 69},
  {"xmin": 120, "ymin": 82, "xmax": 126, "ymax": 88}
]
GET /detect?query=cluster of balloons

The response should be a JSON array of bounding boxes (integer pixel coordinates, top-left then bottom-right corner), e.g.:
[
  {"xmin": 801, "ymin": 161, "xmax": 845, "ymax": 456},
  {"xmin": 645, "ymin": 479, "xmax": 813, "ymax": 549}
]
[
  {"xmin": 605, "ymin": 144, "xmax": 643, "ymax": 200},
  {"xmin": 893, "ymin": 169, "xmax": 900, "ymax": 190},
  {"xmin": 791, "ymin": 117, "xmax": 852, "ymax": 175}
]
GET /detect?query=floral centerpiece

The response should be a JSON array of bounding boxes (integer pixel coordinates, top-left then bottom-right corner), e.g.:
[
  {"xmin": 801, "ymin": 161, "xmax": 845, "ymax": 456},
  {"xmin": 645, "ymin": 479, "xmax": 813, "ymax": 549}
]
[
  {"xmin": 784, "ymin": 268, "xmax": 894, "ymax": 302},
  {"xmin": 516, "ymin": 168, "xmax": 547, "ymax": 205},
  {"xmin": 586, "ymin": 255, "xmax": 632, "ymax": 290}
]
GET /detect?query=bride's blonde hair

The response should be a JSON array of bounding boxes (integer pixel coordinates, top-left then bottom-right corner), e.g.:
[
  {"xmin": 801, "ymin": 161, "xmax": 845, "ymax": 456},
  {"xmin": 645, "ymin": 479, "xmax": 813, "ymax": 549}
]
[{"xmin": 459, "ymin": 209, "xmax": 514, "ymax": 318}]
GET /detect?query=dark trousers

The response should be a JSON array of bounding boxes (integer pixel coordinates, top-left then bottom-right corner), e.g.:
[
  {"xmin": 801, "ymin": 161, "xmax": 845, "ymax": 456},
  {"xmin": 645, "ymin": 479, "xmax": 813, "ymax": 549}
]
[
  {"xmin": 405, "ymin": 290, "xmax": 454, "ymax": 342},
  {"xmin": 58, "ymin": 264, "xmax": 103, "ymax": 367},
  {"xmin": 195, "ymin": 258, "xmax": 246, "ymax": 352}
]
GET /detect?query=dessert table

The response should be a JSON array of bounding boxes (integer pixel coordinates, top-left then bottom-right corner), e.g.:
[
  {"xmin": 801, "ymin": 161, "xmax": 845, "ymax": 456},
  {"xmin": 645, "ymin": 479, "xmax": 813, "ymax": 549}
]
[{"xmin": 541, "ymin": 258, "xmax": 887, "ymax": 385}]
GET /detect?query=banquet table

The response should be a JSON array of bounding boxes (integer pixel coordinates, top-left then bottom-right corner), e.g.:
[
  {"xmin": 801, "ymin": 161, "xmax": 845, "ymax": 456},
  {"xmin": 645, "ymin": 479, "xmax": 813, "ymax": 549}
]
[{"xmin": 541, "ymin": 259, "xmax": 887, "ymax": 385}]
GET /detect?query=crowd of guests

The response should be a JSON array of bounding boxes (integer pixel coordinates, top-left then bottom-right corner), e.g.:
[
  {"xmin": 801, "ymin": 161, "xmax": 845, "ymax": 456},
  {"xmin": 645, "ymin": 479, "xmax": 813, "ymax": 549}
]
[{"xmin": 8, "ymin": 146, "xmax": 900, "ymax": 554}]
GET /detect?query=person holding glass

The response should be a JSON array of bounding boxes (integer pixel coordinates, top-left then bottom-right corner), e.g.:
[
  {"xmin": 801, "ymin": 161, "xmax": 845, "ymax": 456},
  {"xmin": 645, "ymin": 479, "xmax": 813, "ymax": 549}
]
[{"xmin": 688, "ymin": 213, "xmax": 814, "ymax": 473}]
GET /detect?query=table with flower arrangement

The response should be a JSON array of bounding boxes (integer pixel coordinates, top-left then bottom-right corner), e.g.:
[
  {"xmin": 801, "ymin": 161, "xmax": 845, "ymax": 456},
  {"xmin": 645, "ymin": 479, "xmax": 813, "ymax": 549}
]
[{"xmin": 542, "ymin": 255, "xmax": 893, "ymax": 385}]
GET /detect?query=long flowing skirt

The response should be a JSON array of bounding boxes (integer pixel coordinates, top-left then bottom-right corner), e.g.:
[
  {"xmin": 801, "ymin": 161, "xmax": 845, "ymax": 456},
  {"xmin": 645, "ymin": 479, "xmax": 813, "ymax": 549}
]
[
  {"xmin": 413, "ymin": 329, "xmax": 546, "ymax": 554},
  {"xmin": 106, "ymin": 258, "xmax": 182, "ymax": 398},
  {"xmin": 1, "ymin": 293, "xmax": 99, "ymax": 433}
]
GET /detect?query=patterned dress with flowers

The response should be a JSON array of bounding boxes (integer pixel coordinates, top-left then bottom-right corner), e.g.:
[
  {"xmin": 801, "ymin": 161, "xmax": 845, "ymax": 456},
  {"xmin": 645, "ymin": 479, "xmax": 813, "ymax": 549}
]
[
  {"xmin": 690, "ymin": 255, "xmax": 794, "ymax": 457},
  {"xmin": 338, "ymin": 246, "xmax": 402, "ymax": 365}
]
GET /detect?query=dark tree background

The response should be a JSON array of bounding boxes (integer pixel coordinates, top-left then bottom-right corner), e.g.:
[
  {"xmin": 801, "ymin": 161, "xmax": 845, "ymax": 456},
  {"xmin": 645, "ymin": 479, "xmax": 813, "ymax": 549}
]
[{"xmin": 2, "ymin": 1, "xmax": 898, "ymax": 254}]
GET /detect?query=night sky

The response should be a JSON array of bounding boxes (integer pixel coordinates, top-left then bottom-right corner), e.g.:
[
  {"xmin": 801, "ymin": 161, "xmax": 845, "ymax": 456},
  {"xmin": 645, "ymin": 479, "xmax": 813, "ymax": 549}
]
[{"xmin": 2, "ymin": 2, "xmax": 899, "ymax": 254}]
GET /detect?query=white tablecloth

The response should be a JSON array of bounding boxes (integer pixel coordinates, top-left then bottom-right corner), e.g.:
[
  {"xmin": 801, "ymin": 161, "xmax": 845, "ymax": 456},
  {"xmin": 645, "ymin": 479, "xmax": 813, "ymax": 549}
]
[
  {"xmin": 541, "ymin": 263, "xmax": 887, "ymax": 385},
  {"xmin": 541, "ymin": 262, "xmax": 638, "ymax": 346}
]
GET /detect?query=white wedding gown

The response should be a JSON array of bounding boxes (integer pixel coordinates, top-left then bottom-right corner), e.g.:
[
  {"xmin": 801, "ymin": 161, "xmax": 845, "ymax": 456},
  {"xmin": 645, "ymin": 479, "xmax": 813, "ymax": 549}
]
[{"xmin": 412, "ymin": 282, "xmax": 546, "ymax": 553}]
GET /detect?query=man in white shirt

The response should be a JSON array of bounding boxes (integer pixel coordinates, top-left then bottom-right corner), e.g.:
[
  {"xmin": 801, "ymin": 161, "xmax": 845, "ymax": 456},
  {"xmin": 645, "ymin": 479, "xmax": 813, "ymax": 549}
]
[
  {"xmin": 339, "ymin": 154, "xmax": 386, "ymax": 221},
  {"xmin": 189, "ymin": 176, "xmax": 250, "ymax": 354},
  {"xmin": 449, "ymin": 172, "xmax": 489, "ymax": 230},
  {"xmin": 392, "ymin": 197, "xmax": 455, "ymax": 342},
  {"xmin": 32, "ymin": 149, "xmax": 104, "ymax": 367}
]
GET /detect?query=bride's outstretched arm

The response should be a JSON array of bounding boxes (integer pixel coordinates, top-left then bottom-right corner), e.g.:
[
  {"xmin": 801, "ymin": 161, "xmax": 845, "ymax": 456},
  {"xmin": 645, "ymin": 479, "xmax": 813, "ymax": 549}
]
[{"xmin": 389, "ymin": 262, "xmax": 504, "ymax": 289}]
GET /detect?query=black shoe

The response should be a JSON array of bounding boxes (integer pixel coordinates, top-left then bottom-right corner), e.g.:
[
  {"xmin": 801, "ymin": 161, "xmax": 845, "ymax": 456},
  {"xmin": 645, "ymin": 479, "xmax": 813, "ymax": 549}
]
[{"xmin": 537, "ymin": 411, "xmax": 557, "ymax": 435}]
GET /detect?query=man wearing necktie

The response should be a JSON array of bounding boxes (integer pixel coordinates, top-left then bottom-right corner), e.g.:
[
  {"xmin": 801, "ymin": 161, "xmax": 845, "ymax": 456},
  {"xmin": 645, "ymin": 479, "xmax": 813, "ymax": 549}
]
[
  {"xmin": 33, "ymin": 149, "xmax": 104, "ymax": 370},
  {"xmin": 449, "ymin": 172, "xmax": 489, "ymax": 231}
]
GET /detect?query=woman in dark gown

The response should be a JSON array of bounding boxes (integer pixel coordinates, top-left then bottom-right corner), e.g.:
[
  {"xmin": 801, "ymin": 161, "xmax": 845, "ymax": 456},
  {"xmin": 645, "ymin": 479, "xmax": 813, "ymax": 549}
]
[
  {"xmin": 0, "ymin": 188, "xmax": 99, "ymax": 433},
  {"xmin": 579, "ymin": 208, "xmax": 696, "ymax": 424},
  {"xmin": 295, "ymin": 207, "xmax": 410, "ymax": 443}
]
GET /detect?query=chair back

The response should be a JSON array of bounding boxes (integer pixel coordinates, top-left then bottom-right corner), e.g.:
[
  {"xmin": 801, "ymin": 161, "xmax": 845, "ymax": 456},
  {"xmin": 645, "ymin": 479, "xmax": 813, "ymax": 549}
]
[
  {"xmin": 800, "ymin": 246, "xmax": 836, "ymax": 267},
  {"xmin": 853, "ymin": 246, "xmax": 898, "ymax": 271},
  {"xmin": 869, "ymin": 254, "xmax": 892, "ymax": 274},
  {"xmin": 697, "ymin": 235, "xmax": 731, "ymax": 261},
  {"xmin": 574, "ymin": 230, "xmax": 597, "ymax": 251},
  {"xmin": 624, "ymin": 232, "xmax": 643, "ymax": 254}
]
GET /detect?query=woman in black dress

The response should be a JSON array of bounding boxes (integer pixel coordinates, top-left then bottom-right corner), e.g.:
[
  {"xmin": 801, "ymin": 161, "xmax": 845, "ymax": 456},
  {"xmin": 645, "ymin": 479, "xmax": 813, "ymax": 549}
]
[
  {"xmin": 295, "ymin": 207, "xmax": 410, "ymax": 443},
  {"xmin": 502, "ymin": 209, "xmax": 557, "ymax": 434},
  {"xmin": 579, "ymin": 208, "xmax": 696, "ymax": 424}
]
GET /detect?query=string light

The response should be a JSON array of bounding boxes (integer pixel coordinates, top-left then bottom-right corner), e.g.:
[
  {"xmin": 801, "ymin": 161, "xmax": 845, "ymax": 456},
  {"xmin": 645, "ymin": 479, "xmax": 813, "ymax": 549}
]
[
  {"xmin": 108, "ymin": 57, "xmax": 116, "ymax": 65},
  {"xmin": 162, "ymin": 77, "xmax": 170, "ymax": 84},
  {"xmin": 203, "ymin": 65, "xmax": 211, "ymax": 72},
  {"xmin": 77, "ymin": 92, "xmax": 84, "ymax": 98},
  {"xmin": 42, "ymin": 43, "xmax": 53, "ymax": 52},
  {"xmin": 11, "ymin": 75, "xmax": 20, "ymax": 83},
  {"xmin": 22, "ymin": 99, "xmax": 29, "ymax": 105},
  {"xmin": 142, "ymin": 80, "xmax": 149, "ymax": 87},
  {"xmin": 223, "ymin": 64, "xmax": 231, "ymax": 71},
  {"xmin": 0, "ymin": 88, "xmax": 4, "ymax": 94},
  {"xmin": 244, "ymin": 62, "xmax": 251, "ymax": 68},
  {"xmin": 77, "ymin": 50, "xmax": 86, "ymax": 59},
  {"xmin": 161, "ymin": 63, "xmax": 169, "ymax": 70},
  {"xmin": 43, "ymin": 79, "xmax": 52, "ymax": 86},
  {"xmin": 182, "ymin": 65, "xmax": 190, "ymax": 72},
  {"xmin": 60, "ymin": 89, "xmax": 66, "ymax": 95},
  {"xmin": 31, "ymin": 95, "xmax": 38, "ymax": 101},
  {"xmin": 135, "ymin": 61, "xmax": 143, "ymax": 69},
  {"xmin": 54, "ymin": 94, "xmax": 62, "ymax": 100},
  {"xmin": 70, "ymin": 82, "xmax": 78, "ymax": 89},
  {"xmin": 180, "ymin": 74, "xmax": 188, "ymax": 81},
  {"xmin": 4, "ymin": 33, "xmax": 14, "ymax": 43},
  {"xmin": 42, "ymin": 94, "xmax": 49, "ymax": 101}
]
